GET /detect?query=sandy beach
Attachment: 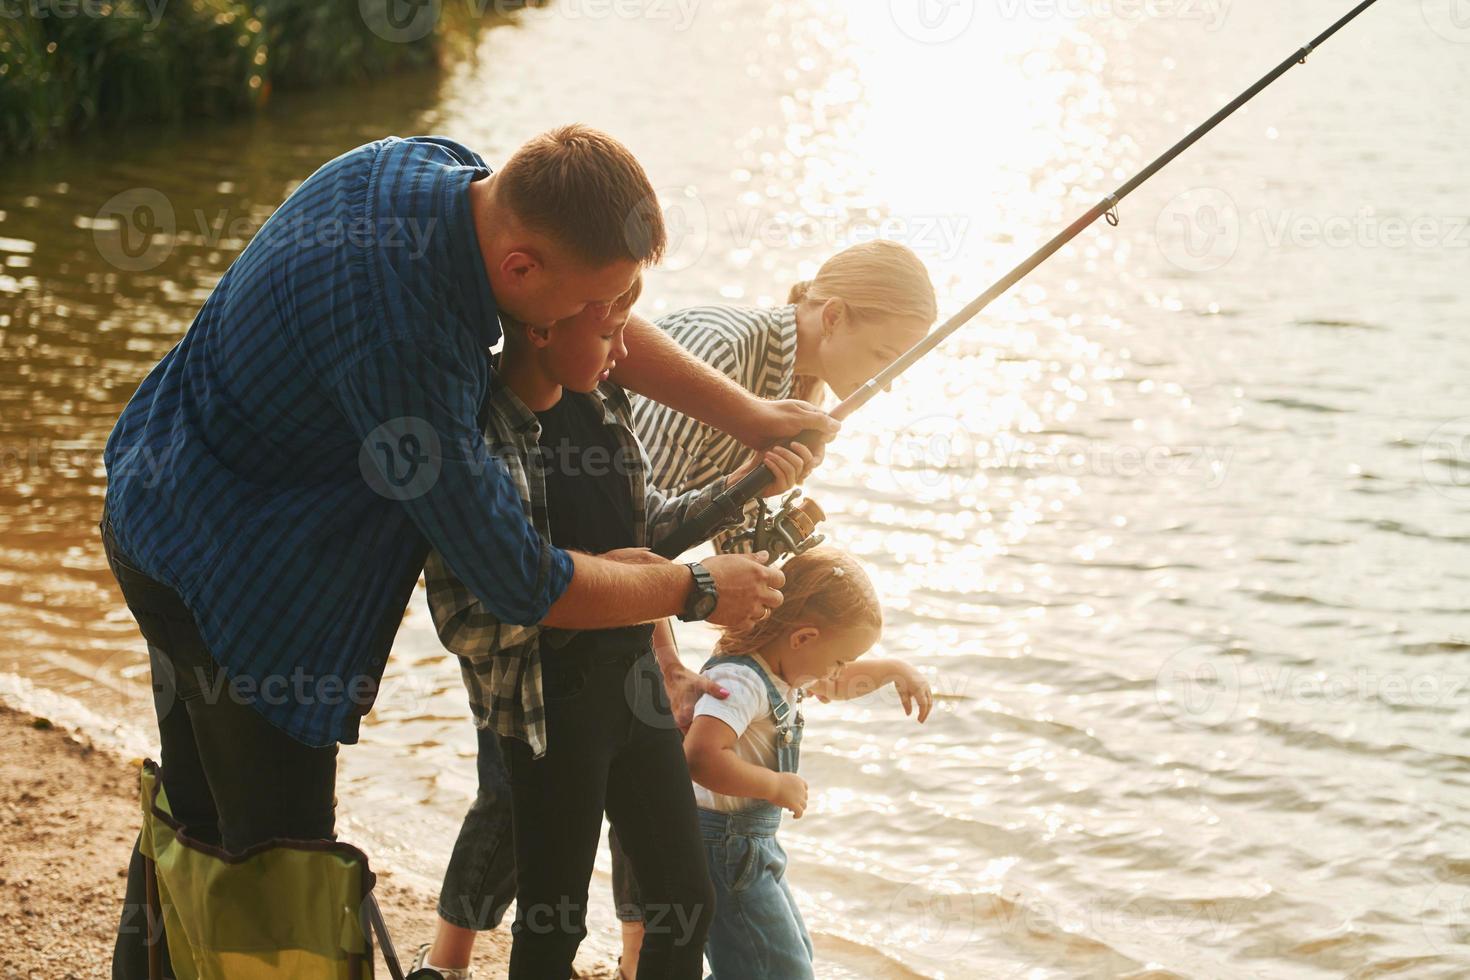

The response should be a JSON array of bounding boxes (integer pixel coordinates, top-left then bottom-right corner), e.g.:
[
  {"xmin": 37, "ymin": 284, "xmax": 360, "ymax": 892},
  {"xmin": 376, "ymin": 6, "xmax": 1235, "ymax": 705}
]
[{"xmin": 0, "ymin": 703, "xmax": 618, "ymax": 980}]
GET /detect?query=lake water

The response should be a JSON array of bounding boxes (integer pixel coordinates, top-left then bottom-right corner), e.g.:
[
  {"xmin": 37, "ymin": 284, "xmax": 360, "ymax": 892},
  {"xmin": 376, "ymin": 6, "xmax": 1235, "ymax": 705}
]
[{"xmin": 2, "ymin": 1, "xmax": 1468, "ymax": 976}]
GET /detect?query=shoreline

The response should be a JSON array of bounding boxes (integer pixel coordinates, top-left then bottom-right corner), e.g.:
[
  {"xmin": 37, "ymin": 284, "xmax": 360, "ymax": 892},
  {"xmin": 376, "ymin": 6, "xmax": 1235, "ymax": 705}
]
[{"xmin": 0, "ymin": 702, "xmax": 619, "ymax": 979}]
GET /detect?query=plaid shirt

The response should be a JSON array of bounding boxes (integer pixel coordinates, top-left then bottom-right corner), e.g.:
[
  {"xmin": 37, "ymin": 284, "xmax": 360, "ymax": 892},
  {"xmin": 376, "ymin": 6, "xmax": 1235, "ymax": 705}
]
[
  {"xmin": 424, "ymin": 358, "xmax": 736, "ymax": 758},
  {"xmin": 101, "ymin": 137, "xmax": 572, "ymax": 746}
]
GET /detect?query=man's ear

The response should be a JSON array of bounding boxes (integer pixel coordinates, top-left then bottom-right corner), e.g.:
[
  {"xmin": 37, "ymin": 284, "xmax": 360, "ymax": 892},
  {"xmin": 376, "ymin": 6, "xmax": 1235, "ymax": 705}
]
[
  {"xmin": 499, "ymin": 248, "xmax": 542, "ymax": 283},
  {"xmin": 788, "ymin": 625, "xmax": 821, "ymax": 648}
]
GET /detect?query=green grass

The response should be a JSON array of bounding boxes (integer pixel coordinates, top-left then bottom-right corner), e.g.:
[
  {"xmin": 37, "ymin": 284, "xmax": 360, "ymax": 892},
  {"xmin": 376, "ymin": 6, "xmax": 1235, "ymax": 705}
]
[{"xmin": 0, "ymin": 0, "xmax": 493, "ymax": 157}]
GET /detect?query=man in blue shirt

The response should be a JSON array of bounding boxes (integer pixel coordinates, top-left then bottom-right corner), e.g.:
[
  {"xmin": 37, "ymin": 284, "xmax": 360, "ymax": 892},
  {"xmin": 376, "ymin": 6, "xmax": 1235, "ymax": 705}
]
[{"xmin": 101, "ymin": 126, "xmax": 836, "ymax": 977}]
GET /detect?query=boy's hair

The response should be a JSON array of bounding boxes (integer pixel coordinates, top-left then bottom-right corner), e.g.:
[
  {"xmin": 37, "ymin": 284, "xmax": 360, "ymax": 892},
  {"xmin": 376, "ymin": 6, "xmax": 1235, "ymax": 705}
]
[
  {"xmin": 497, "ymin": 124, "xmax": 666, "ymax": 267},
  {"xmin": 613, "ymin": 270, "xmax": 643, "ymax": 313},
  {"xmin": 713, "ymin": 545, "xmax": 881, "ymax": 656},
  {"xmin": 787, "ymin": 239, "xmax": 937, "ymax": 404},
  {"xmin": 501, "ymin": 272, "xmax": 642, "ymax": 347}
]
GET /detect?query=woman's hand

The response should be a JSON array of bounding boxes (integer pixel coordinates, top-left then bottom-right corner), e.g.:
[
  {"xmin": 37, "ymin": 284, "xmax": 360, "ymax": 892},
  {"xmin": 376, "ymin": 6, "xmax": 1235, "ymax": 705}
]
[
  {"xmin": 726, "ymin": 442, "xmax": 816, "ymax": 498},
  {"xmin": 662, "ymin": 660, "xmax": 728, "ymax": 732}
]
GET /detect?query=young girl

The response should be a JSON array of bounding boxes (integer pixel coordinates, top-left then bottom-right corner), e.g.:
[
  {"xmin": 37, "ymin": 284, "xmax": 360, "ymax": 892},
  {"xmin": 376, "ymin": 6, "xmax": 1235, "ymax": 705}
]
[{"xmin": 683, "ymin": 545, "xmax": 931, "ymax": 979}]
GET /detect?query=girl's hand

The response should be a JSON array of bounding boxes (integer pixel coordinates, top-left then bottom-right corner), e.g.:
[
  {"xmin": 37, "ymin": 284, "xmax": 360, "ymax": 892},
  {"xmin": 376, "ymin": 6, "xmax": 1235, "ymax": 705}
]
[
  {"xmin": 770, "ymin": 772, "xmax": 809, "ymax": 818},
  {"xmin": 727, "ymin": 442, "xmax": 817, "ymax": 498},
  {"xmin": 893, "ymin": 663, "xmax": 934, "ymax": 723}
]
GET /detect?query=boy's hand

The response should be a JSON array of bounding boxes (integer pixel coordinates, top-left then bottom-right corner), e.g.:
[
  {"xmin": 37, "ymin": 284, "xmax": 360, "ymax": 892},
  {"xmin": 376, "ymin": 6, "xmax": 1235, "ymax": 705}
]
[
  {"xmin": 727, "ymin": 443, "xmax": 816, "ymax": 497},
  {"xmin": 770, "ymin": 771, "xmax": 809, "ymax": 818},
  {"xmin": 893, "ymin": 663, "xmax": 934, "ymax": 723}
]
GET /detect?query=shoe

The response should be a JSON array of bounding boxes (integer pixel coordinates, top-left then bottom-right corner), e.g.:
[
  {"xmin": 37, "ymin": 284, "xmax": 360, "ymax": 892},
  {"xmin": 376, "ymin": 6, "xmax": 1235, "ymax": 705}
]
[{"xmin": 409, "ymin": 942, "xmax": 474, "ymax": 980}]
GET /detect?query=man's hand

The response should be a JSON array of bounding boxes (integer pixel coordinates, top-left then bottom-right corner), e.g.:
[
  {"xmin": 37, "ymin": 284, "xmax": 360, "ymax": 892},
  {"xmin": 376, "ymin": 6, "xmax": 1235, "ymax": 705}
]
[
  {"xmin": 662, "ymin": 660, "xmax": 728, "ymax": 731},
  {"xmin": 701, "ymin": 551, "xmax": 784, "ymax": 629},
  {"xmin": 737, "ymin": 399, "xmax": 839, "ymax": 455}
]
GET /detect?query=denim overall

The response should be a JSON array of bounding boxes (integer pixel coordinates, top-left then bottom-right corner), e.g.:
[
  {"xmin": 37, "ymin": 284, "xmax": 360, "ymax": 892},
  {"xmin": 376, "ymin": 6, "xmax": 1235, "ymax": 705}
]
[{"xmin": 697, "ymin": 654, "xmax": 815, "ymax": 980}]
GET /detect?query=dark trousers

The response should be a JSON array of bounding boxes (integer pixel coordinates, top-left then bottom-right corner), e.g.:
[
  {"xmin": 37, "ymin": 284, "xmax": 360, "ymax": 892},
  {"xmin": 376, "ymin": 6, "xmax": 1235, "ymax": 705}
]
[
  {"xmin": 501, "ymin": 640, "xmax": 714, "ymax": 979},
  {"xmin": 102, "ymin": 510, "xmax": 339, "ymax": 979},
  {"xmin": 436, "ymin": 724, "xmax": 518, "ymax": 930}
]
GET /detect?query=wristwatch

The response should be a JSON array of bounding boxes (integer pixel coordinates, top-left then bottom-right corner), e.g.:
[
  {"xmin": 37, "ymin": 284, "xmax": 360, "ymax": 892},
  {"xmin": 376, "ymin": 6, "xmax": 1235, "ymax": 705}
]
[{"xmin": 678, "ymin": 561, "xmax": 719, "ymax": 622}]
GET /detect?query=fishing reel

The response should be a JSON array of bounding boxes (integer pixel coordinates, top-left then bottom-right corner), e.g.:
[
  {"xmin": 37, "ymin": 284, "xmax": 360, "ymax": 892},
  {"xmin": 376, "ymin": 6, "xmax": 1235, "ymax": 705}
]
[{"xmin": 720, "ymin": 489, "xmax": 826, "ymax": 561}]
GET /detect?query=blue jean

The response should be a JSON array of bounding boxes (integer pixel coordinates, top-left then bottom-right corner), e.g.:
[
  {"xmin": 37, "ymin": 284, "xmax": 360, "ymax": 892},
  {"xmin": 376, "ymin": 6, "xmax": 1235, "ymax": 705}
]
[
  {"xmin": 437, "ymin": 724, "xmax": 517, "ymax": 930},
  {"xmin": 699, "ymin": 806, "xmax": 814, "ymax": 980}
]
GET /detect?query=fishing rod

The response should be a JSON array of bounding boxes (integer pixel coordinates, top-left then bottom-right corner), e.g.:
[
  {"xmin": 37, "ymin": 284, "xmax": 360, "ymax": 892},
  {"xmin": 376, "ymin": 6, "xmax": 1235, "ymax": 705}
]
[{"xmin": 654, "ymin": 0, "xmax": 1383, "ymax": 560}]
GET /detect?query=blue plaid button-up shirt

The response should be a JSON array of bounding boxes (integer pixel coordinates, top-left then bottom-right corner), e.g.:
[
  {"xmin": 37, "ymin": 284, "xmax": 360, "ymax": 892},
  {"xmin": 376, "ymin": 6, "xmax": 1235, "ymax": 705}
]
[{"xmin": 101, "ymin": 136, "xmax": 574, "ymax": 747}]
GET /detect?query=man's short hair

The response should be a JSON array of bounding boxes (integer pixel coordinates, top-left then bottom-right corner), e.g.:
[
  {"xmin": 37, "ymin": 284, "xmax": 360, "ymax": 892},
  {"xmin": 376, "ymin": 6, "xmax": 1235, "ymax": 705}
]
[{"xmin": 497, "ymin": 124, "xmax": 666, "ymax": 267}]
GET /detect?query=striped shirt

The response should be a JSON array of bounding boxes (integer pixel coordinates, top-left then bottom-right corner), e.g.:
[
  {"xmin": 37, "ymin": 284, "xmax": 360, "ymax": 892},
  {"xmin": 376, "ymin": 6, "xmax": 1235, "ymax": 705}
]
[
  {"xmin": 424, "ymin": 359, "xmax": 738, "ymax": 758},
  {"xmin": 631, "ymin": 304, "xmax": 799, "ymax": 544},
  {"xmin": 100, "ymin": 136, "xmax": 573, "ymax": 747}
]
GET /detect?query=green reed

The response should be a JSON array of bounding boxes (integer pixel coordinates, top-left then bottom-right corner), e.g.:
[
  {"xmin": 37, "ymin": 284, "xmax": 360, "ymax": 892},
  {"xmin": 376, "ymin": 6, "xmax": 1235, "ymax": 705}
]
[{"xmin": 0, "ymin": 0, "xmax": 498, "ymax": 157}]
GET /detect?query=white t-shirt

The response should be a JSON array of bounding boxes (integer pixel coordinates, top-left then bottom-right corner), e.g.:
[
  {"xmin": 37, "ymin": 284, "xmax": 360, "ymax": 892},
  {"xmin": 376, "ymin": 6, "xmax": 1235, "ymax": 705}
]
[{"xmin": 691, "ymin": 654, "xmax": 794, "ymax": 813}]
